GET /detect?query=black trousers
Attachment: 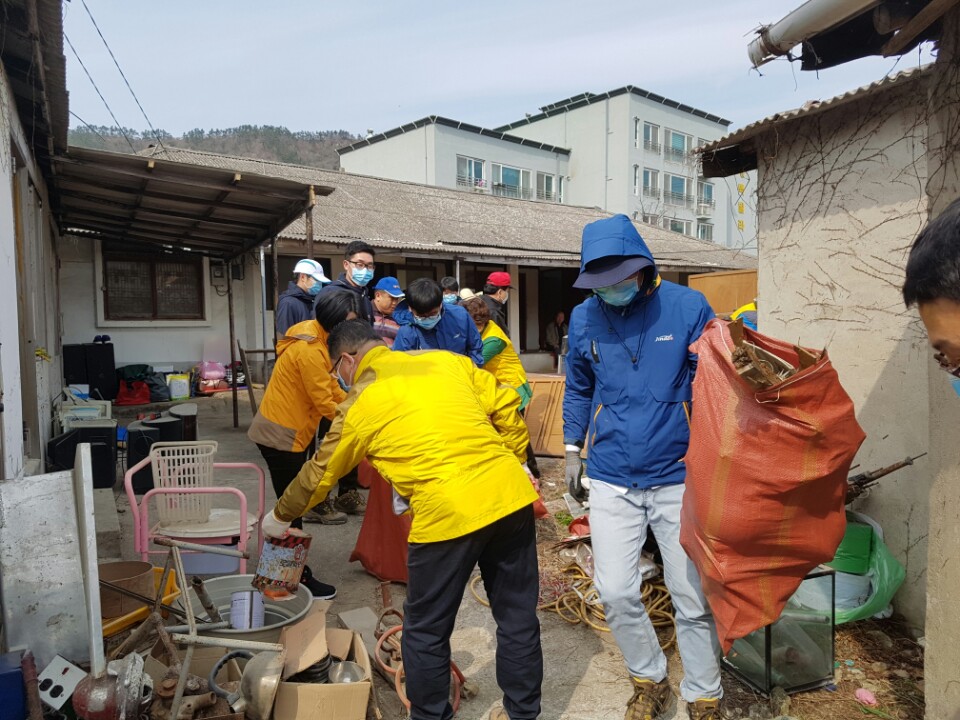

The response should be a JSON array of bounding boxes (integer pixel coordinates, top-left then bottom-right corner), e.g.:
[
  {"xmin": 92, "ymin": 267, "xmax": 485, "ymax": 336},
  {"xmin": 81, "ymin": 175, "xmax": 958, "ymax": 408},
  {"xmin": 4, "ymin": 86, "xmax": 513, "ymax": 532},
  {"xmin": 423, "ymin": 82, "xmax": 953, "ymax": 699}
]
[
  {"xmin": 257, "ymin": 443, "xmax": 309, "ymax": 530},
  {"xmin": 402, "ymin": 506, "xmax": 542, "ymax": 720}
]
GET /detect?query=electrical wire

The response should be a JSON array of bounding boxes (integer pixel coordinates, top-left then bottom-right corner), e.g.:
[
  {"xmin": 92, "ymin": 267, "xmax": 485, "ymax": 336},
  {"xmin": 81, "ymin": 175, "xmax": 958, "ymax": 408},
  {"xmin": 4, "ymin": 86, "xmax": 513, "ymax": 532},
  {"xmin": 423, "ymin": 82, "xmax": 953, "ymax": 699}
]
[
  {"xmin": 77, "ymin": 0, "xmax": 166, "ymax": 151},
  {"xmin": 470, "ymin": 563, "xmax": 677, "ymax": 650},
  {"xmin": 69, "ymin": 110, "xmax": 108, "ymax": 145},
  {"xmin": 63, "ymin": 32, "xmax": 136, "ymax": 153}
]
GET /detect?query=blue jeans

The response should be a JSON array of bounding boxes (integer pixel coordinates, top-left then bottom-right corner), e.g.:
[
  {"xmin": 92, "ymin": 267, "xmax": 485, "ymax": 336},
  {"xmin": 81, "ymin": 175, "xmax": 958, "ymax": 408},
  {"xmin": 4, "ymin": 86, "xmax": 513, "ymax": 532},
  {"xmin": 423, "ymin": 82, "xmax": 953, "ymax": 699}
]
[{"xmin": 589, "ymin": 480, "xmax": 722, "ymax": 702}]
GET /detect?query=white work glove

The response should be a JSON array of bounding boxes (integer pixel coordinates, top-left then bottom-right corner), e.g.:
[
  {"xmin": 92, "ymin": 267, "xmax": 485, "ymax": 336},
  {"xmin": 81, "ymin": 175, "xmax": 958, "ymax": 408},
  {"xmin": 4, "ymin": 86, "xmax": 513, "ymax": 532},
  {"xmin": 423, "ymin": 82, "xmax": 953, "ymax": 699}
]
[
  {"xmin": 565, "ymin": 445, "xmax": 586, "ymax": 501},
  {"xmin": 261, "ymin": 508, "xmax": 292, "ymax": 539},
  {"xmin": 391, "ymin": 488, "xmax": 411, "ymax": 516}
]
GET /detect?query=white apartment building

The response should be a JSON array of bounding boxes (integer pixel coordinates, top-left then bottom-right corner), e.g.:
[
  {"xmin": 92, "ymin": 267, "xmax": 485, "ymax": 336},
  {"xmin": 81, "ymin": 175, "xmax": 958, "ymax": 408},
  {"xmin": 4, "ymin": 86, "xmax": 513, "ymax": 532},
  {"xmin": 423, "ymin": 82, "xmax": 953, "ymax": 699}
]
[
  {"xmin": 338, "ymin": 88, "xmax": 758, "ymax": 253},
  {"xmin": 338, "ymin": 116, "xmax": 570, "ymax": 204}
]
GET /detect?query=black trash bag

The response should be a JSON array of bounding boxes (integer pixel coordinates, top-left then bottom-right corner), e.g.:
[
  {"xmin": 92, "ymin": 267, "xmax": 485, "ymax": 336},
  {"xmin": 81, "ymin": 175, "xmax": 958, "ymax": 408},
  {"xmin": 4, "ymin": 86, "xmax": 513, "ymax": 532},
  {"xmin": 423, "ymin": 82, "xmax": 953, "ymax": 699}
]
[
  {"xmin": 145, "ymin": 372, "xmax": 171, "ymax": 402},
  {"xmin": 117, "ymin": 363, "xmax": 153, "ymax": 382}
]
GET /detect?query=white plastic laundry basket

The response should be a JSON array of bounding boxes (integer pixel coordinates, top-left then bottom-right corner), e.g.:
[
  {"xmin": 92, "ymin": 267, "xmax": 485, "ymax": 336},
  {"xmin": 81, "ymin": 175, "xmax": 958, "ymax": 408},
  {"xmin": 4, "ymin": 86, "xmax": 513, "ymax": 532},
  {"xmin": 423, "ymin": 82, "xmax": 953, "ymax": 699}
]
[{"xmin": 151, "ymin": 441, "xmax": 218, "ymax": 525}]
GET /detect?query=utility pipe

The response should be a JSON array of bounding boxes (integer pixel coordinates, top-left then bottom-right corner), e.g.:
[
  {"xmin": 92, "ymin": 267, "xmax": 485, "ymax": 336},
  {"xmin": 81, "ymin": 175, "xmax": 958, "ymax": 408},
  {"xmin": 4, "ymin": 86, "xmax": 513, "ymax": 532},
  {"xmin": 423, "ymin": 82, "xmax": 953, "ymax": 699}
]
[{"xmin": 748, "ymin": 0, "xmax": 880, "ymax": 67}]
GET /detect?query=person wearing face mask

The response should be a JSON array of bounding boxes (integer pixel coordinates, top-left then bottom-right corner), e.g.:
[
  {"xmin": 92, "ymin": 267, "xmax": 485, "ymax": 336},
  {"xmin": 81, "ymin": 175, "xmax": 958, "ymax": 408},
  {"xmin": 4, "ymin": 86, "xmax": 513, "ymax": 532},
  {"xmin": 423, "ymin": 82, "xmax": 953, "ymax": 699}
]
[
  {"xmin": 440, "ymin": 276, "xmax": 460, "ymax": 305},
  {"xmin": 371, "ymin": 276, "xmax": 405, "ymax": 348},
  {"xmin": 263, "ymin": 320, "xmax": 543, "ymax": 720},
  {"xmin": 393, "ymin": 278, "xmax": 483, "ymax": 366},
  {"xmin": 481, "ymin": 272, "xmax": 512, "ymax": 334},
  {"xmin": 562, "ymin": 214, "xmax": 721, "ymax": 720},
  {"xmin": 275, "ymin": 259, "xmax": 330, "ymax": 336},
  {"xmin": 904, "ymin": 197, "xmax": 960, "ymax": 395},
  {"xmin": 248, "ymin": 288, "xmax": 363, "ymax": 598},
  {"xmin": 319, "ymin": 240, "xmax": 377, "ymax": 324}
]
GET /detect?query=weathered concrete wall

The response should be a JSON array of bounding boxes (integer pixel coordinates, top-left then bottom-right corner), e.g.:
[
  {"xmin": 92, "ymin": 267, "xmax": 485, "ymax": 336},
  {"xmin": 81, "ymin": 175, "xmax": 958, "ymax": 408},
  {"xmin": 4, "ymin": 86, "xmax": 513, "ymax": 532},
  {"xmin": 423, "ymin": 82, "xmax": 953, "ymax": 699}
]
[
  {"xmin": 755, "ymin": 76, "xmax": 932, "ymax": 628},
  {"xmin": 922, "ymin": 10, "xmax": 960, "ymax": 717}
]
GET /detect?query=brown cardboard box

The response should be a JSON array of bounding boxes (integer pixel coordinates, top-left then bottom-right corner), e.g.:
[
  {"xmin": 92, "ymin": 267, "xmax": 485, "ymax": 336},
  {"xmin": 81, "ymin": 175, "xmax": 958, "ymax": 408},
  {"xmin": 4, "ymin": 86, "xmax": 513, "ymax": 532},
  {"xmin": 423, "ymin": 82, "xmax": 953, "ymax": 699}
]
[
  {"xmin": 525, "ymin": 374, "xmax": 567, "ymax": 457},
  {"xmin": 273, "ymin": 605, "xmax": 371, "ymax": 720}
]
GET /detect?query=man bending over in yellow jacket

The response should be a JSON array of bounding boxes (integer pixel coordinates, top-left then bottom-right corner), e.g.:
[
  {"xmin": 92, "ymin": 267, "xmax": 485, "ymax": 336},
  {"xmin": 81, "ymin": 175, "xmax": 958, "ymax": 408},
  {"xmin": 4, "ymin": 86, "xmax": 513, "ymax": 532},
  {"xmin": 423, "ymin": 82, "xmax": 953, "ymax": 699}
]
[{"xmin": 262, "ymin": 320, "xmax": 543, "ymax": 720}]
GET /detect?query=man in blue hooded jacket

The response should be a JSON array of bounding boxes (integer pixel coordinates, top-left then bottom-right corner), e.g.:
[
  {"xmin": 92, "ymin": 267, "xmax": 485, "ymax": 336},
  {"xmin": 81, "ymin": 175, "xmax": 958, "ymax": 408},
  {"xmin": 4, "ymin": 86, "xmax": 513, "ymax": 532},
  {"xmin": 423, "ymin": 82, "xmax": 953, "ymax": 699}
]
[
  {"xmin": 563, "ymin": 215, "xmax": 722, "ymax": 720},
  {"xmin": 393, "ymin": 278, "xmax": 483, "ymax": 366}
]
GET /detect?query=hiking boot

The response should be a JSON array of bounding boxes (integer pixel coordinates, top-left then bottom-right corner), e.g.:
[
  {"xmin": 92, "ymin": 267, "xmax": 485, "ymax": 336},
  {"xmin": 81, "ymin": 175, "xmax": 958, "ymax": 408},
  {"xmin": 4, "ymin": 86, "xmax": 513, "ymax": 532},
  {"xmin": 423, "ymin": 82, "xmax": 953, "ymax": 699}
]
[
  {"xmin": 300, "ymin": 566, "xmax": 337, "ymax": 600},
  {"xmin": 625, "ymin": 678, "xmax": 672, "ymax": 720},
  {"xmin": 334, "ymin": 489, "xmax": 367, "ymax": 515},
  {"xmin": 687, "ymin": 698, "xmax": 721, "ymax": 720},
  {"xmin": 303, "ymin": 500, "xmax": 347, "ymax": 525}
]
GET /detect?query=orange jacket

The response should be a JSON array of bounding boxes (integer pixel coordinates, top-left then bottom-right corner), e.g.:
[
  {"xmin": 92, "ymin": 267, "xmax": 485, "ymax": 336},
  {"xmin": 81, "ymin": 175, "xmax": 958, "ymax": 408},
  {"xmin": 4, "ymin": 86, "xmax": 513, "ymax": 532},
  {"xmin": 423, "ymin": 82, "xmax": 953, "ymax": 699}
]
[{"xmin": 247, "ymin": 319, "xmax": 346, "ymax": 452}]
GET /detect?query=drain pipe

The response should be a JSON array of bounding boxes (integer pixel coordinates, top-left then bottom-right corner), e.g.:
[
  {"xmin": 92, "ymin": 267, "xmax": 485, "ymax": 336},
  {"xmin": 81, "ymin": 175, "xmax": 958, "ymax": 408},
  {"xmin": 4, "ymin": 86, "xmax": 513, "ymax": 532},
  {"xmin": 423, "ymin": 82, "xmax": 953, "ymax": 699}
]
[{"xmin": 748, "ymin": 0, "xmax": 880, "ymax": 67}]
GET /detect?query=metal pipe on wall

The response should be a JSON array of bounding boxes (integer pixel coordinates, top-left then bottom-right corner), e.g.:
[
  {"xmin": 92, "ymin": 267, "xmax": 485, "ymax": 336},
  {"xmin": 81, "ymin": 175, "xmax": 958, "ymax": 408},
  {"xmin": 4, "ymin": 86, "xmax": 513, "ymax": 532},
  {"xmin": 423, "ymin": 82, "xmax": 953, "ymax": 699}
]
[
  {"xmin": 227, "ymin": 266, "xmax": 239, "ymax": 429},
  {"xmin": 259, "ymin": 246, "xmax": 268, "ymax": 351}
]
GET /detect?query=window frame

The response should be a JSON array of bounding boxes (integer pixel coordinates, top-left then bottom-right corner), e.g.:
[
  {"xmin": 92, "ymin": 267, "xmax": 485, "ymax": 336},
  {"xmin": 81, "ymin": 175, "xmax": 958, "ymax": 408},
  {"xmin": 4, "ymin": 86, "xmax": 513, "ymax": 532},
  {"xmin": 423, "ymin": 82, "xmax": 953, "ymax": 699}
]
[
  {"xmin": 663, "ymin": 173, "xmax": 691, "ymax": 206},
  {"xmin": 665, "ymin": 128, "xmax": 692, "ymax": 162},
  {"xmin": 536, "ymin": 171, "xmax": 557, "ymax": 201},
  {"xmin": 643, "ymin": 122, "xmax": 660, "ymax": 154},
  {"xmin": 663, "ymin": 217, "xmax": 692, "ymax": 236},
  {"xmin": 456, "ymin": 155, "xmax": 485, "ymax": 189},
  {"xmin": 697, "ymin": 222, "xmax": 714, "ymax": 241},
  {"xmin": 94, "ymin": 241, "xmax": 212, "ymax": 328},
  {"xmin": 492, "ymin": 163, "xmax": 532, "ymax": 200},
  {"xmin": 642, "ymin": 168, "xmax": 659, "ymax": 198}
]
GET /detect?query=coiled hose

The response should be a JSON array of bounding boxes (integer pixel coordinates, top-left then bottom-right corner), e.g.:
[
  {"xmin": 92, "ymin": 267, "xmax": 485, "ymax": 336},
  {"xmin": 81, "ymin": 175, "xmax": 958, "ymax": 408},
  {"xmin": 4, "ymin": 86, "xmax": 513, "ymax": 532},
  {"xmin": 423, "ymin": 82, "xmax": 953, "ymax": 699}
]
[{"xmin": 470, "ymin": 563, "xmax": 677, "ymax": 650}]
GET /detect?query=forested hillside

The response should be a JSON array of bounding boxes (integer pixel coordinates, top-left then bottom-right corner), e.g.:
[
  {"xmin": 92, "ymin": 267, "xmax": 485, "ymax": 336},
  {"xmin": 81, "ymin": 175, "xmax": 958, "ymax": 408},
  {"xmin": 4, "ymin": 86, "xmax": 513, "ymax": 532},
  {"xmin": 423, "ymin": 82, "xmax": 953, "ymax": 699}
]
[{"xmin": 68, "ymin": 125, "xmax": 361, "ymax": 169}]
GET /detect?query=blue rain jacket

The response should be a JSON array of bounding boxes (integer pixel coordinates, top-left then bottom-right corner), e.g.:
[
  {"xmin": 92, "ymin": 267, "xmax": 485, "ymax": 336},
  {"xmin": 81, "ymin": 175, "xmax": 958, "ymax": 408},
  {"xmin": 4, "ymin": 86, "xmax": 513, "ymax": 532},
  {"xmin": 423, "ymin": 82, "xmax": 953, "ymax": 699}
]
[
  {"xmin": 393, "ymin": 302, "xmax": 484, "ymax": 366},
  {"xmin": 562, "ymin": 215, "xmax": 714, "ymax": 489}
]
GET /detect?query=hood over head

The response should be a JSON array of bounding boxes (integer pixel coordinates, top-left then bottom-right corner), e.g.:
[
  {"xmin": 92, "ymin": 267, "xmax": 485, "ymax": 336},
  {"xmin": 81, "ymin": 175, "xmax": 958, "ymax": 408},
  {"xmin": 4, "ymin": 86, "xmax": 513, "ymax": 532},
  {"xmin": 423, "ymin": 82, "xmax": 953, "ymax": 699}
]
[{"xmin": 574, "ymin": 214, "xmax": 656, "ymax": 289}]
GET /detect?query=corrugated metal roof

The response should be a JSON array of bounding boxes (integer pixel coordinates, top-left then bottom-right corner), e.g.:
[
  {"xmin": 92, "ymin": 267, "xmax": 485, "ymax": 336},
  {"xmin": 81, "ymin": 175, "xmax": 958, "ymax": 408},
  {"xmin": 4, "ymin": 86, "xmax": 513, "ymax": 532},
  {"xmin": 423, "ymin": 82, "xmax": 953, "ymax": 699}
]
[
  {"xmin": 337, "ymin": 116, "xmax": 571, "ymax": 156},
  {"xmin": 144, "ymin": 146, "xmax": 756, "ymax": 273},
  {"xmin": 54, "ymin": 147, "xmax": 318, "ymax": 259},
  {"xmin": 698, "ymin": 64, "xmax": 932, "ymax": 176}
]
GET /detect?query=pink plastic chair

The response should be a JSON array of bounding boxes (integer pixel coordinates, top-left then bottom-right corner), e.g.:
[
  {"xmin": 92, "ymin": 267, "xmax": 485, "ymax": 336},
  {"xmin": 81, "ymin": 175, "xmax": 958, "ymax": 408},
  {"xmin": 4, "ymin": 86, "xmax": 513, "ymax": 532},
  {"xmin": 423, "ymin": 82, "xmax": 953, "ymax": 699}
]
[{"xmin": 124, "ymin": 456, "xmax": 265, "ymax": 573}]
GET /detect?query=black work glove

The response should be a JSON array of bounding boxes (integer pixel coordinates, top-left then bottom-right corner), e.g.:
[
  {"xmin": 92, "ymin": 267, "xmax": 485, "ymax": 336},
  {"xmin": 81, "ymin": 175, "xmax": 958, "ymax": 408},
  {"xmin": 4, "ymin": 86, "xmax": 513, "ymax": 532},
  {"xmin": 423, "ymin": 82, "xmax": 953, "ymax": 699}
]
[{"xmin": 565, "ymin": 447, "xmax": 586, "ymax": 501}]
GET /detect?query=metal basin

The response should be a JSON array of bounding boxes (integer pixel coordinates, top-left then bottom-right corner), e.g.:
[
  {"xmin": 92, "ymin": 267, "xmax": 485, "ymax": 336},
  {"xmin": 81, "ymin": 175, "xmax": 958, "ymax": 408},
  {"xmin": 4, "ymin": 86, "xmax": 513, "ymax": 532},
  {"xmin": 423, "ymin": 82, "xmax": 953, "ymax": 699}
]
[{"xmin": 178, "ymin": 574, "xmax": 311, "ymax": 643}]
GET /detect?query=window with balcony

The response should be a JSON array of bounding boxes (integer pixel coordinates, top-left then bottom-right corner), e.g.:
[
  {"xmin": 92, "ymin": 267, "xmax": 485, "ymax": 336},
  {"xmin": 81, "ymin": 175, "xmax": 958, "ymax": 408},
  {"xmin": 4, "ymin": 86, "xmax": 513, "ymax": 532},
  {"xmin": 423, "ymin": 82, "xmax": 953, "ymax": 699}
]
[
  {"xmin": 537, "ymin": 172, "xmax": 557, "ymax": 201},
  {"xmin": 663, "ymin": 217, "xmax": 692, "ymax": 236},
  {"xmin": 643, "ymin": 168, "xmax": 659, "ymax": 199},
  {"xmin": 664, "ymin": 174, "xmax": 691, "ymax": 206},
  {"xmin": 457, "ymin": 156, "xmax": 485, "ymax": 190},
  {"xmin": 698, "ymin": 222, "xmax": 714, "ymax": 242},
  {"xmin": 665, "ymin": 129, "xmax": 692, "ymax": 162},
  {"xmin": 642, "ymin": 213, "xmax": 660, "ymax": 225},
  {"xmin": 492, "ymin": 163, "xmax": 532, "ymax": 199},
  {"xmin": 697, "ymin": 180, "xmax": 715, "ymax": 215},
  {"xmin": 103, "ymin": 250, "xmax": 204, "ymax": 320},
  {"xmin": 643, "ymin": 123, "xmax": 660, "ymax": 154}
]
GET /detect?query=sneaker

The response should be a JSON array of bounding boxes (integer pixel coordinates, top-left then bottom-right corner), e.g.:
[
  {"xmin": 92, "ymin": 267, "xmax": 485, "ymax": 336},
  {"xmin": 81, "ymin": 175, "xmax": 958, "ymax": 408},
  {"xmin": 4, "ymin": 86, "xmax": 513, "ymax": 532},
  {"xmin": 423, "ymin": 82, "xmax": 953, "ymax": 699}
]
[
  {"xmin": 303, "ymin": 500, "xmax": 347, "ymax": 525},
  {"xmin": 300, "ymin": 566, "xmax": 337, "ymax": 600},
  {"xmin": 333, "ymin": 489, "xmax": 367, "ymax": 515},
  {"xmin": 687, "ymin": 698, "xmax": 720, "ymax": 720},
  {"xmin": 625, "ymin": 678, "xmax": 672, "ymax": 720}
]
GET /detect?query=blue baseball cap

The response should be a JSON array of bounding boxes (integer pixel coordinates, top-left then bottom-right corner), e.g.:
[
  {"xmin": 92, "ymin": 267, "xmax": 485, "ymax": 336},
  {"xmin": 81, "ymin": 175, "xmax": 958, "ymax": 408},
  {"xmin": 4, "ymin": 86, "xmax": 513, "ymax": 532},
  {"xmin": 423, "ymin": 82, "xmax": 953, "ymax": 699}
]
[{"xmin": 373, "ymin": 276, "xmax": 405, "ymax": 298}]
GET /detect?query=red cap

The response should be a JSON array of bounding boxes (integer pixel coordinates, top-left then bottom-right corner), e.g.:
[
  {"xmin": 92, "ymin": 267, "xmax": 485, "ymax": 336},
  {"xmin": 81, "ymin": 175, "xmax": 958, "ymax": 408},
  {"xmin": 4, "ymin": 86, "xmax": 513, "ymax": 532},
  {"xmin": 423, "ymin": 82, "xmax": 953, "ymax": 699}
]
[{"xmin": 486, "ymin": 271, "xmax": 513, "ymax": 288}]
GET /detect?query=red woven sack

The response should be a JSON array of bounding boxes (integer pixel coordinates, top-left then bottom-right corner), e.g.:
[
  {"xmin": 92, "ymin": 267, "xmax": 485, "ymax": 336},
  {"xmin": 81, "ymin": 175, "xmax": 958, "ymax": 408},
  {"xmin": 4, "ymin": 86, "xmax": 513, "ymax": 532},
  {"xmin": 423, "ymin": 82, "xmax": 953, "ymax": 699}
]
[
  {"xmin": 680, "ymin": 319, "xmax": 865, "ymax": 653},
  {"xmin": 115, "ymin": 380, "xmax": 150, "ymax": 406}
]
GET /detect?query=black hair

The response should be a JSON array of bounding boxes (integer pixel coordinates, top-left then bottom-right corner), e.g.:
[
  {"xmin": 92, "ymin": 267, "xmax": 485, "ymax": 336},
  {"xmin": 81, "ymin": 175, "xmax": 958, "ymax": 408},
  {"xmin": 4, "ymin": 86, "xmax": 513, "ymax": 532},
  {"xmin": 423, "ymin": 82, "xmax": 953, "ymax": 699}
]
[
  {"xmin": 904, "ymin": 199, "xmax": 960, "ymax": 307},
  {"xmin": 406, "ymin": 278, "xmax": 443, "ymax": 313},
  {"xmin": 440, "ymin": 276, "xmax": 459, "ymax": 293},
  {"xmin": 344, "ymin": 240, "xmax": 376, "ymax": 259},
  {"xmin": 314, "ymin": 288, "xmax": 363, "ymax": 331},
  {"xmin": 329, "ymin": 319, "xmax": 381, "ymax": 358},
  {"xmin": 483, "ymin": 283, "xmax": 499, "ymax": 295}
]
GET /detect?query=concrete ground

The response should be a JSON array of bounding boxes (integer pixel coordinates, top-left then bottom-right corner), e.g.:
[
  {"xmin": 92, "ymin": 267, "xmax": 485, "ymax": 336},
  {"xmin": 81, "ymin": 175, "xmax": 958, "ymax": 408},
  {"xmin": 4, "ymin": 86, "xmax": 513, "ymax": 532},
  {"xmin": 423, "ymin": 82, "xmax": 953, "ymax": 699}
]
[{"xmin": 106, "ymin": 394, "xmax": 699, "ymax": 720}]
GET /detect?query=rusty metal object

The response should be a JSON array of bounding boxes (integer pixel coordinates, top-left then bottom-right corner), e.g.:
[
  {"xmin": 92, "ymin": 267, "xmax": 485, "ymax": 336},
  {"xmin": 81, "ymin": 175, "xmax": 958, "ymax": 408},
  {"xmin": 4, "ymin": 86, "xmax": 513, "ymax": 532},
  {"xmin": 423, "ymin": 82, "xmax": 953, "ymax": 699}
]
[
  {"xmin": 191, "ymin": 577, "xmax": 223, "ymax": 623},
  {"xmin": 72, "ymin": 653, "xmax": 147, "ymax": 720},
  {"xmin": 174, "ymin": 691, "xmax": 216, "ymax": 720},
  {"xmin": 21, "ymin": 652, "xmax": 43, "ymax": 720}
]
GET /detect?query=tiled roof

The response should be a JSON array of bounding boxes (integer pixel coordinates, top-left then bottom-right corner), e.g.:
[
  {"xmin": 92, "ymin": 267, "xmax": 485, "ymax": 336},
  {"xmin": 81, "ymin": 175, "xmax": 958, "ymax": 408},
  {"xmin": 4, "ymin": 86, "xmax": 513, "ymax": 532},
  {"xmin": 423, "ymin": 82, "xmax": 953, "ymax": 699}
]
[{"xmin": 143, "ymin": 146, "xmax": 756, "ymax": 272}]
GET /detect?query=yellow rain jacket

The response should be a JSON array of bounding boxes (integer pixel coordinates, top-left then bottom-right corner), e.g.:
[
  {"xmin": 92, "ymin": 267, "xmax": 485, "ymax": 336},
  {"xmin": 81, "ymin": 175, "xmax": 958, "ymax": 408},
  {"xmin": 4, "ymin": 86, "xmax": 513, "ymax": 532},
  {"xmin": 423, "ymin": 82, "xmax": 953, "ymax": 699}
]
[
  {"xmin": 277, "ymin": 346, "xmax": 537, "ymax": 543},
  {"xmin": 247, "ymin": 319, "xmax": 346, "ymax": 452}
]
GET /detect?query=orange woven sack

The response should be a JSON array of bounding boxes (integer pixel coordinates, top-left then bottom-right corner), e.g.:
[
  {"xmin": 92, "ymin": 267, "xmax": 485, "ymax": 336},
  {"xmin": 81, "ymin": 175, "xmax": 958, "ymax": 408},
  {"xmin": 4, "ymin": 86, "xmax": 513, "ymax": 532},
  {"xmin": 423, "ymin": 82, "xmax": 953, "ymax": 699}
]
[{"xmin": 680, "ymin": 319, "xmax": 865, "ymax": 654}]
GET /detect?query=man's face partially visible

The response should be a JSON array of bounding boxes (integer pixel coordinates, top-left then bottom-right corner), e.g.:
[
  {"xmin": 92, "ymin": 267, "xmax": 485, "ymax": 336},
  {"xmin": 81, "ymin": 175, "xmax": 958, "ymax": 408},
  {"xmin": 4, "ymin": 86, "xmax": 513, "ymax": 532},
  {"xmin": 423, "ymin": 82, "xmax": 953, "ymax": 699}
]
[{"xmin": 918, "ymin": 297, "xmax": 960, "ymax": 371}]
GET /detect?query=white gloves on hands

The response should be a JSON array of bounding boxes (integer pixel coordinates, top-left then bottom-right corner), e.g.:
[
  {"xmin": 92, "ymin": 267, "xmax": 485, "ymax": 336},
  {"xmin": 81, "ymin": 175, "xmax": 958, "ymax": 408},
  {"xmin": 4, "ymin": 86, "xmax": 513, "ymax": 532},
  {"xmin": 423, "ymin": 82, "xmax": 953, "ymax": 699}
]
[{"xmin": 262, "ymin": 508, "xmax": 292, "ymax": 539}]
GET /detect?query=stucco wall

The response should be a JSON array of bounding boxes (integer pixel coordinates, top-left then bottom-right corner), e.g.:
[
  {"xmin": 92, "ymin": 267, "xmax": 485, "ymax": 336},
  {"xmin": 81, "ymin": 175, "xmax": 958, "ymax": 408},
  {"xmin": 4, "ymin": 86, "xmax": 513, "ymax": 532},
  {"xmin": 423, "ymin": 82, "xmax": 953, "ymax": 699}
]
[
  {"xmin": 59, "ymin": 237, "xmax": 263, "ymax": 370},
  {"xmin": 339, "ymin": 124, "xmax": 435, "ymax": 184},
  {"xmin": 755, "ymin": 77, "xmax": 931, "ymax": 628}
]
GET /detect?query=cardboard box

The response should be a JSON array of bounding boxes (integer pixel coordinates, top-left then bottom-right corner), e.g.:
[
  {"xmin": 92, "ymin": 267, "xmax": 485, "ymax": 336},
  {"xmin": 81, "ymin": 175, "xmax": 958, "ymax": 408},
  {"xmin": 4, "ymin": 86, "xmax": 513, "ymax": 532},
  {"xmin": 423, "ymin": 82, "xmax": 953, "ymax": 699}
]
[{"xmin": 273, "ymin": 605, "xmax": 371, "ymax": 720}]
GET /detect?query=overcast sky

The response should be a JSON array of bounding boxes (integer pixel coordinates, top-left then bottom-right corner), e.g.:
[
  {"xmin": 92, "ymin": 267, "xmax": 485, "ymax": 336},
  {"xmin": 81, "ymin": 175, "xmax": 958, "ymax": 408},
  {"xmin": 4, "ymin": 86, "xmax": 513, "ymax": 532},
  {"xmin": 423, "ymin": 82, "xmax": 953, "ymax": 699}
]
[{"xmin": 62, "ymin": 0, "xmax": 935, "ymax": 138}]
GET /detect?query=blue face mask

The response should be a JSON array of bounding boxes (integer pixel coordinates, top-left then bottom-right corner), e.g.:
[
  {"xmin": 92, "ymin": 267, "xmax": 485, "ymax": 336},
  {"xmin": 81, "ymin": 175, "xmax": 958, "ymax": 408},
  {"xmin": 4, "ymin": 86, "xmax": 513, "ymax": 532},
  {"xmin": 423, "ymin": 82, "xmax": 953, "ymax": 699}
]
[
  {"xmin": 350, "ymin": 267, "xmax": 374, "ymax": 287},
  {"xmin": 413, "ymin": 312, "xmax": 442, "ymax": 330},
  {"xmin": 595, "ymin": 276, "xmax": 639, "ymax": 307},
  {"xmin": 442, "ymin": 294, "xmax": 458, "ymax": 305},
  {"xmin": 307, "ymin": 280, "xmax": 323, "ymax": 297},
  {"xmin": 336, "ymin": 374, "xmax": 350, "ymax": 392}
]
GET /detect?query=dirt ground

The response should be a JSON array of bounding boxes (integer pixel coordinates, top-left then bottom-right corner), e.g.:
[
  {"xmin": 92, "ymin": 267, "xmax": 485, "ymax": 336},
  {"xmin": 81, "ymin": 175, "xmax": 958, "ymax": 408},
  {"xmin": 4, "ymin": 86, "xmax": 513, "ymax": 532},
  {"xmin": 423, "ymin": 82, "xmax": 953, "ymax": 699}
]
[{"xmin": 532, "ymin": 458, "xmax": 926, "ymax": 720}]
